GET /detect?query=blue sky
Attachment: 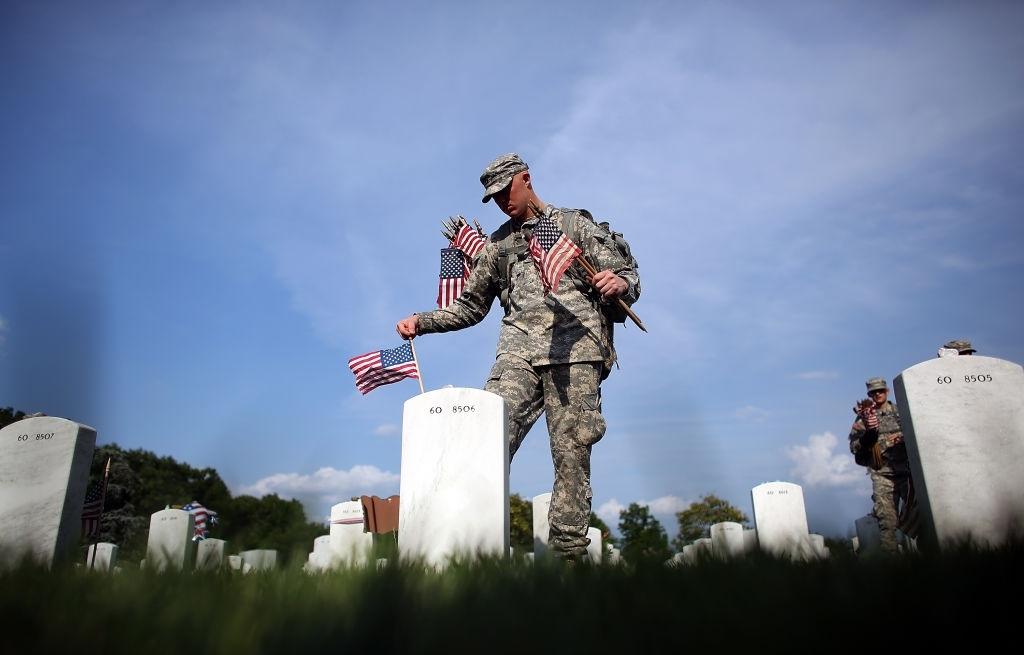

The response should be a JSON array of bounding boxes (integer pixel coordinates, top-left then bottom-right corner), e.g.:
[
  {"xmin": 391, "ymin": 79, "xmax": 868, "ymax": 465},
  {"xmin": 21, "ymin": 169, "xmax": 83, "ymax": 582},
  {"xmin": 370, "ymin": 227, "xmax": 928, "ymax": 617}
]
[{"xmin": 2, "ymin": 0, "xmax": 1022, "ymax": 540}]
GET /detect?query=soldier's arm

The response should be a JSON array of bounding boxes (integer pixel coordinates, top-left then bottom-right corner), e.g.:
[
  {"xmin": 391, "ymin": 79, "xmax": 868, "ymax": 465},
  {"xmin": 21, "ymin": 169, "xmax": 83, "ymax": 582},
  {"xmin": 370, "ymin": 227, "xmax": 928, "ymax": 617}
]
[
  {"xmin": 415, "ymin": 245, "xmax": 499, "ymax": 334},
  {"xmin": 575, "ymin": 216, "xmax": 641, "ymax": 305},
  {"xmin": 848, "ymin": 419, "xmax": 866, "ymax": 455}
]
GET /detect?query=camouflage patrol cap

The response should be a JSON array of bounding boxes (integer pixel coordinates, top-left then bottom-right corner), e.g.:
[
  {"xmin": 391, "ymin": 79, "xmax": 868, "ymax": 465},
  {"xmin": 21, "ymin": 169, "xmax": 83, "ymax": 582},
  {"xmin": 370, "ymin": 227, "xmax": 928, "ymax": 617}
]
[
  {"xmin": 480, "ymin": 152, "xmax": 528, "ymax": 203},
  {"xmin": 865, "ymin": 377, "xmax": 888, "ymax": 393},
  {"xmin": 943, "ymin": 339, "xmax": 976, "ymax": 354}
]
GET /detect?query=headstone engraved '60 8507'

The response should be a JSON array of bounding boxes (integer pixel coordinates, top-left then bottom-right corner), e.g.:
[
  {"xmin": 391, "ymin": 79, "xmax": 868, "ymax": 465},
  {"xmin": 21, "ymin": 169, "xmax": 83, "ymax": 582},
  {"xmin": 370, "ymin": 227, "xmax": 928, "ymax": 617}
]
[
  {"xmin": 532, "ymin": 492, "xmax": 552, "ymax": 557},
  {"xmin": 751, "ymin": 481, "xmax": 810, "ymax": 559},
  {"xmin": 0, "ymin": 417, "xmax": 96, "ymax": 566},
  {"xmin": 398, "ymin": 388, "xmax": 509, "ymax": 568},
  {"xmin": 145, "ymin": 508, "xmax": 196, "ymax": 572},
  {"xmin": 330, "ymin": 500, "xmax": 372, "ymax": 567},
  {"xmin": 894, "ymin": 355, "xmax": 1024, "ymax": 548}
]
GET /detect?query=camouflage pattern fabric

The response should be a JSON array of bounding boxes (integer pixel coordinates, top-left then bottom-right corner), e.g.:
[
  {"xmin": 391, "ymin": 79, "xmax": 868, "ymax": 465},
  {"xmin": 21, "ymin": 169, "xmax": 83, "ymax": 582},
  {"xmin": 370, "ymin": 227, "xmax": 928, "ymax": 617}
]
[
  {"xmin": 849, "ymin": 400, "xmax": 912, "ymax": 552},
  {"xmin": 417, "ymin": 205, "xmax": 640, "ymax": 368},
  {"xmin": 416, "ymin": 203, "xmax": 638, "ymax": 558},
  {"xmin": 483, "ymin": 354, "xmax": 605, "ymax": 557}
]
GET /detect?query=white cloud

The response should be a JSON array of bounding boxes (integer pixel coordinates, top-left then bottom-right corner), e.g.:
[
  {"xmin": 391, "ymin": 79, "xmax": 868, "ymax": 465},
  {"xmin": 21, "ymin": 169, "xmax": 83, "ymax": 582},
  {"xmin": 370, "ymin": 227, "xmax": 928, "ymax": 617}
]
[
  {"xmin": 373, "ymin": 423, "xmax": 399, "ymax": 437},
  {"xmin": 796, "ymin": 370, "xmax": 839, "ymax": 380},
  {"xmin": 237, "ymin": 465, "xmax": 399, "ymax": 504},
  {"xmin": 785, "ymin": 432, "xmax": 864, "ymax": 488}
]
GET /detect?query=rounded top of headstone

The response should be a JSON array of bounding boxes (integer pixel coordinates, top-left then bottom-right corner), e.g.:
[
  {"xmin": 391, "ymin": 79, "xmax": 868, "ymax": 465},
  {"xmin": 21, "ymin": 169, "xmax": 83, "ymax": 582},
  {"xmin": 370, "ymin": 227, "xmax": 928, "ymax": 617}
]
[
  {"xmin": 865, "ymin": 377, "xmax": 888, "ymax": 392},
  {"xmin": 942, "ymin": 339, "xmax": 976, "ymax": 354}
]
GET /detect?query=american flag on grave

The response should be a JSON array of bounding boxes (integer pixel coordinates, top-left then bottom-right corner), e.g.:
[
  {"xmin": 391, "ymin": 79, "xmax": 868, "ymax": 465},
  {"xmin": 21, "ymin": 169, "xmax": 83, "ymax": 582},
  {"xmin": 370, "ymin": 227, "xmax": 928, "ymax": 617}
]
[
  {"xmin": 348, "ymin": 342, "xmax": 420, "ymax": 395},
  {"xmin": 453, "ymin": 223, "xmax": 487, "ymax": 275},
  {"xmin": 437, "ymin": 247, "xmax": 466, "ymax": 308},
  {"xmin": 528, "ymin": 215, "xmax": 582, "ymax": 293},
  {"xmin": 80, "ymin": 477, "xmax": 108, "ymax": 539},
  {"xmin": 183, "ymin": 501, "xmax": 219, "ymax": 540}
]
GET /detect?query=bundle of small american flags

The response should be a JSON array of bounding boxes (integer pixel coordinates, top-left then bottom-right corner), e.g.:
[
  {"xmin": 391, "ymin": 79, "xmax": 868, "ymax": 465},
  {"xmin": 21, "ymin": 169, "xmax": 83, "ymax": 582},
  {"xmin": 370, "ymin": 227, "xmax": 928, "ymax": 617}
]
[{"xmin": 437, "ymin": 217, "xmax": 488, "ymax": 308}]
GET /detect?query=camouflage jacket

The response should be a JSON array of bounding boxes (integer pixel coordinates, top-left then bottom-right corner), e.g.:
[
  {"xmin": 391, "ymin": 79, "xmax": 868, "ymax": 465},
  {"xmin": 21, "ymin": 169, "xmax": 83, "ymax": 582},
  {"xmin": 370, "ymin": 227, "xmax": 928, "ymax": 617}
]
[
  {"xmin": 849, "ymin": 400, "xmax": 909, "ymax": 473},
  {"xmin": 416, "ymin": 205, "xmax": 641, "ymax": 369}
]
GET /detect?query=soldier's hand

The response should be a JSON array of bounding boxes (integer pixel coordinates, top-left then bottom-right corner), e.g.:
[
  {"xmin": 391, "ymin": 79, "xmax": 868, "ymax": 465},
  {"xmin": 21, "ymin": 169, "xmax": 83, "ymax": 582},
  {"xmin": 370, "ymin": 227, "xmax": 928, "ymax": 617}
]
[
  {"xmin": 591, "ymin": 270, "xmax": 628, "ymax": 300},
  {"xmin": 396, "ymin": 315, "xmax": 419, "ymax": 339}
]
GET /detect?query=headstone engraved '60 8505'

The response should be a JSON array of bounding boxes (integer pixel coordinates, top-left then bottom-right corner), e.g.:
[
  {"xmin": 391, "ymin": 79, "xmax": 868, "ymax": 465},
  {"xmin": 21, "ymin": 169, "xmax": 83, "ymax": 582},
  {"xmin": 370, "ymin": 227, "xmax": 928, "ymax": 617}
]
[
  {"xmin": 145, "ymin": 508, "xmax": 196, "ymax": 572},
  {"xmin": 0, "ymin": 417, "xmax": 96, "ymax": 566},
  {"xmin": 398, "ymin": 388, "xmax": 509, "ymax": 568},
  {"xmin": 894, "ymin": 355, "xmax": 1024, "ymax": 548},
  {"xmin": 751, "ymin": 481, "xmax": 810, "ymax": 559},
  {"xmin": 330, "ymin": 500, "xmax": 372, "ymax": 567},
  {"xmin": 532, "ymin": 492, "xmax": 552, "ymax": 557}
]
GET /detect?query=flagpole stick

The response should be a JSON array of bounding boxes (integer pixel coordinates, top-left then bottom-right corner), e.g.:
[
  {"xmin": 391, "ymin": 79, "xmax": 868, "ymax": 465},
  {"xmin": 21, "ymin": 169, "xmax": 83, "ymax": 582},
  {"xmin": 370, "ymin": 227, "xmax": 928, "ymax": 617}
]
[
  {"xmin": 575, "ymin": 257, "xmax": 647, "ymax": 332},
  {"xmin": 408, "ymin": 338, "xmax": 426, "ymax": 394},
  {"xmin": 89, "ymin": 457, "xmax": 112, "ymax": 570}
]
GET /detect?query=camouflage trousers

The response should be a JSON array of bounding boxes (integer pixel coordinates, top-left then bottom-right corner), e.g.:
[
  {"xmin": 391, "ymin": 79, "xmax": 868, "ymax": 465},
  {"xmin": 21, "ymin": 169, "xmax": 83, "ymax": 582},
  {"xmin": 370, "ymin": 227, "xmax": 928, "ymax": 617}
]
[
  {"xmin": 485, "ymin": 354, "xmax": 606, "ymax": 558},
  {"xmin": 870, "ymin": 468, "xmax": 911, "ymax": 553}
]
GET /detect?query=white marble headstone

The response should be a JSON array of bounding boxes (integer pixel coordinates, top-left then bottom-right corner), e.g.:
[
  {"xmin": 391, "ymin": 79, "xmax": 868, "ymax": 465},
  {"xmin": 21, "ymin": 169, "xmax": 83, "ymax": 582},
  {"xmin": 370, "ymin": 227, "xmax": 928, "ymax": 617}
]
[
  {"xmin": 808, "ymin": 534, "xmax": 828, "ymax": 559},
  {"xmin": 196, "ymin": 538, "xmax": 227, "ymax": 571},
  {"xmin": 227, "ymin": 554, "xmax": 242, "ymax": 571},
  {"xmin": 751, "ymin": 481, "xmax": 810, "ymax": 558},
  {"xmin": 306, "ymin": 535, "xmax": 333, "ymax": 572},
  {"xmin": 894, "ymin": 356, "xmax": 1024, "ymax": 548},
  {"xmin": 86, "ymin": 542, "xmax": 118, "ymax": 572},
  {"xmin": 240, "ymin": 549, "xmax": 277, "ymax": 571},
  {"xmin": 146, "ymin": 508, "xmax": 196, "ymax": 572},
  {"xmin": 398, "ymin": 388, "xmax": 509, "ymax": 567},
  {"xmin": 0, "ymin": 417, "xmax": 96, "ymax": 566},
  {"xmin": 855, "ymin": 515, "xmax": 881, "ymax": 555},
  {"xmin": 742, "ymin": 528, "xmax": 759, "ymax": 553},
  {"xmin": 532, "ymin": 492, "xmax": 551, "ymax": 557},
  {"xmin": 710, "ymin": 522, "xmax": 745, "ymax": 559},
  {"xmin": 330, "ymin": 501, "xmax": 372, "ymax": 567},
  {"xmin": 586, "ymin": 526, "xmax": 602, "ymax": 563}
]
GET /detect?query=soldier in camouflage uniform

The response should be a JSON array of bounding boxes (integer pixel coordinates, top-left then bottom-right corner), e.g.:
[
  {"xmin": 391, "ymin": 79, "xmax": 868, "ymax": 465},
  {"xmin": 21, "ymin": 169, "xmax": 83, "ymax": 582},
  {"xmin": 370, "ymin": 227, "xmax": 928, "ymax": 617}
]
[
  {"xmin": 849, "ymin": 377, "xmax": 911, "ymax": 553},
  {"xmin": 396, "ymin": 153, "xmax": 640, "ymax": 559}
]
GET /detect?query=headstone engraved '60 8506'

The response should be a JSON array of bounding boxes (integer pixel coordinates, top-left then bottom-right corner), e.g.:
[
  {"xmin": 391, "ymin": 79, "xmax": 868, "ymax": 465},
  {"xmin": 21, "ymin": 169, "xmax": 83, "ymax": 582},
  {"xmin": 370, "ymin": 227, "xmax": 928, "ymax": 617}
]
[
  {"xmin": 751, "ymin": 481, "xmax": 810, "ymax": 559},
  {"xmin": 0, "ymin": 417, "xmax": 96, "ymax": 566},
  {"xmin": 398, "ymin": 388, "xmax": 509, "ymax": 568},
  {"xmin": 894, "ymin": 355, "xmax": 1024, "ymax": 548},
  {"xmin": 532, "ymin": 492, "xmax": 552, "ymax": 557},
  {"xmin": 145, "ymin": 508, "xmax": 196, "ymax": 572},
  {"xmin": 330, "ymin": 500, "xmax": 372, "ymax": 567}
]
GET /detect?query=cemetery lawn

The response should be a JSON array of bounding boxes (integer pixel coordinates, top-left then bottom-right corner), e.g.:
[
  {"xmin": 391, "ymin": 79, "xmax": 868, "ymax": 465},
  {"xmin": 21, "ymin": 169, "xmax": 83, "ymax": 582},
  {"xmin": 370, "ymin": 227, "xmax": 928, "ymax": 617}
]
[{"xmin": 2, "ymin": 546, "xmax": 1018, "ymax": 654}]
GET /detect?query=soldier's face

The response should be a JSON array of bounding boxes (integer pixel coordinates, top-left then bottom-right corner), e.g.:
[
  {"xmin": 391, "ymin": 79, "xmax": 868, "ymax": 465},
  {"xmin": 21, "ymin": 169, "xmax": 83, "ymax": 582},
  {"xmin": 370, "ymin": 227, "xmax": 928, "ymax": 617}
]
[
  {"xmin": 493, "ymin": 172, "xmax": 531, "ymax": 220},
  {"xmin": 870, "ymin": 389, "xmax": 888, "ymax": 405}
]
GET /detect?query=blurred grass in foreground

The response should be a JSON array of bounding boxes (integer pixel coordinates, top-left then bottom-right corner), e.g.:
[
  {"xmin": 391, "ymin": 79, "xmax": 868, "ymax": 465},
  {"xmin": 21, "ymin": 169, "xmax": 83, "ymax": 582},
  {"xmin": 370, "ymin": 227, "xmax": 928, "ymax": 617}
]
[{"xmin": 2, "ymin": 544, "xmax": 1019, "ymax": 654}]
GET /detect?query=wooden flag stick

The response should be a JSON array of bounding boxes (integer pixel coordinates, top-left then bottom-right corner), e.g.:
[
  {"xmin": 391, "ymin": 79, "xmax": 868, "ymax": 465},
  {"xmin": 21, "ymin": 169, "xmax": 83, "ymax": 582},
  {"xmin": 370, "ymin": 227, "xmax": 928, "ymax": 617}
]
[
  {"xmin": 574, "ymin": 256, "xmax": 647, "ymax": 333},
  {"xmin": 408, "ymin": 338, "xmax": 426, "ymax": 395}
]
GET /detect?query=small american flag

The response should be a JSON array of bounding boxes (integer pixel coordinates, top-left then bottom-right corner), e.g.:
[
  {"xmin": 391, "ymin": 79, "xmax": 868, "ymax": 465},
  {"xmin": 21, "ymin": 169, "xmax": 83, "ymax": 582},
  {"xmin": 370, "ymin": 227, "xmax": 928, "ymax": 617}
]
[
  {"xmin": 437, "ymin": 248, "xmax": 466, "ymax": 308},
  {"xmin": 453, "ymin": 224, "xmax": 487, "ymax": 261},
  {"xmin": 183, "ymin": 501, "xmax": 218, "ymax": 540},
  {"xmin": 80, "ymin": 477, "xmax": 107, "ymax": 539},
  {"xmin": 348, "ymin": 343, "xmax": 420, "ymax": 395},
  {"xmin": 529, "ymin": 215, "xmax": 582, "ymax": 293}
]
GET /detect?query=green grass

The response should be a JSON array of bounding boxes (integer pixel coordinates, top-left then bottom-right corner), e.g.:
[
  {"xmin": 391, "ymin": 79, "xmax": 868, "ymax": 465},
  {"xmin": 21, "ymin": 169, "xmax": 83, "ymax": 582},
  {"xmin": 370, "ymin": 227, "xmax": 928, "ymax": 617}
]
[{"xmin": 2, "ymin": 546, "xmax": 1019, "ymax": 654}]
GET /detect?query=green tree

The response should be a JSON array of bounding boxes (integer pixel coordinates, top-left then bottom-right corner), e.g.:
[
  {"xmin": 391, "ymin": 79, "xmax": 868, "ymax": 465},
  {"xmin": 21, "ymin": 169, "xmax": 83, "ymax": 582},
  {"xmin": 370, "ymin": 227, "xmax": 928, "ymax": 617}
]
[
  {"xmin": 589, "ymin": 512, "xmax": 618, "ymax": 548},
  {"xmin": 673, "ymin": 494, "xmax": 749, "ymax": 551},
  {"xmin": 0, "ymin": 407, "xmax": 27, "ymax": 430},
  {"xmin": 509, "ymin": 493, "xmax": 533, "ymax": 551},
  {"xmin": 618, "ymin": 503, "xmax": 670, "ymax": 562}
]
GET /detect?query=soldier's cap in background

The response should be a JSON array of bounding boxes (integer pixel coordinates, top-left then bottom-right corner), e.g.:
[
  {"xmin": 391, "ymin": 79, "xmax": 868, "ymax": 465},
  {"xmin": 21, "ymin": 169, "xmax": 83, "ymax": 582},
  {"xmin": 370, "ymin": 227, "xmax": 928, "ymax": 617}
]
[
  {"xmin": 943, "ymin": 339, "xmax": 975, "ymax": 354},
  {"xmin": 865, "ymin": 377, "xmax": 888, "ymax": 393},
  {"xmin": 480, "ymin": 152, "xmax": 528, "ymax": 203}
]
